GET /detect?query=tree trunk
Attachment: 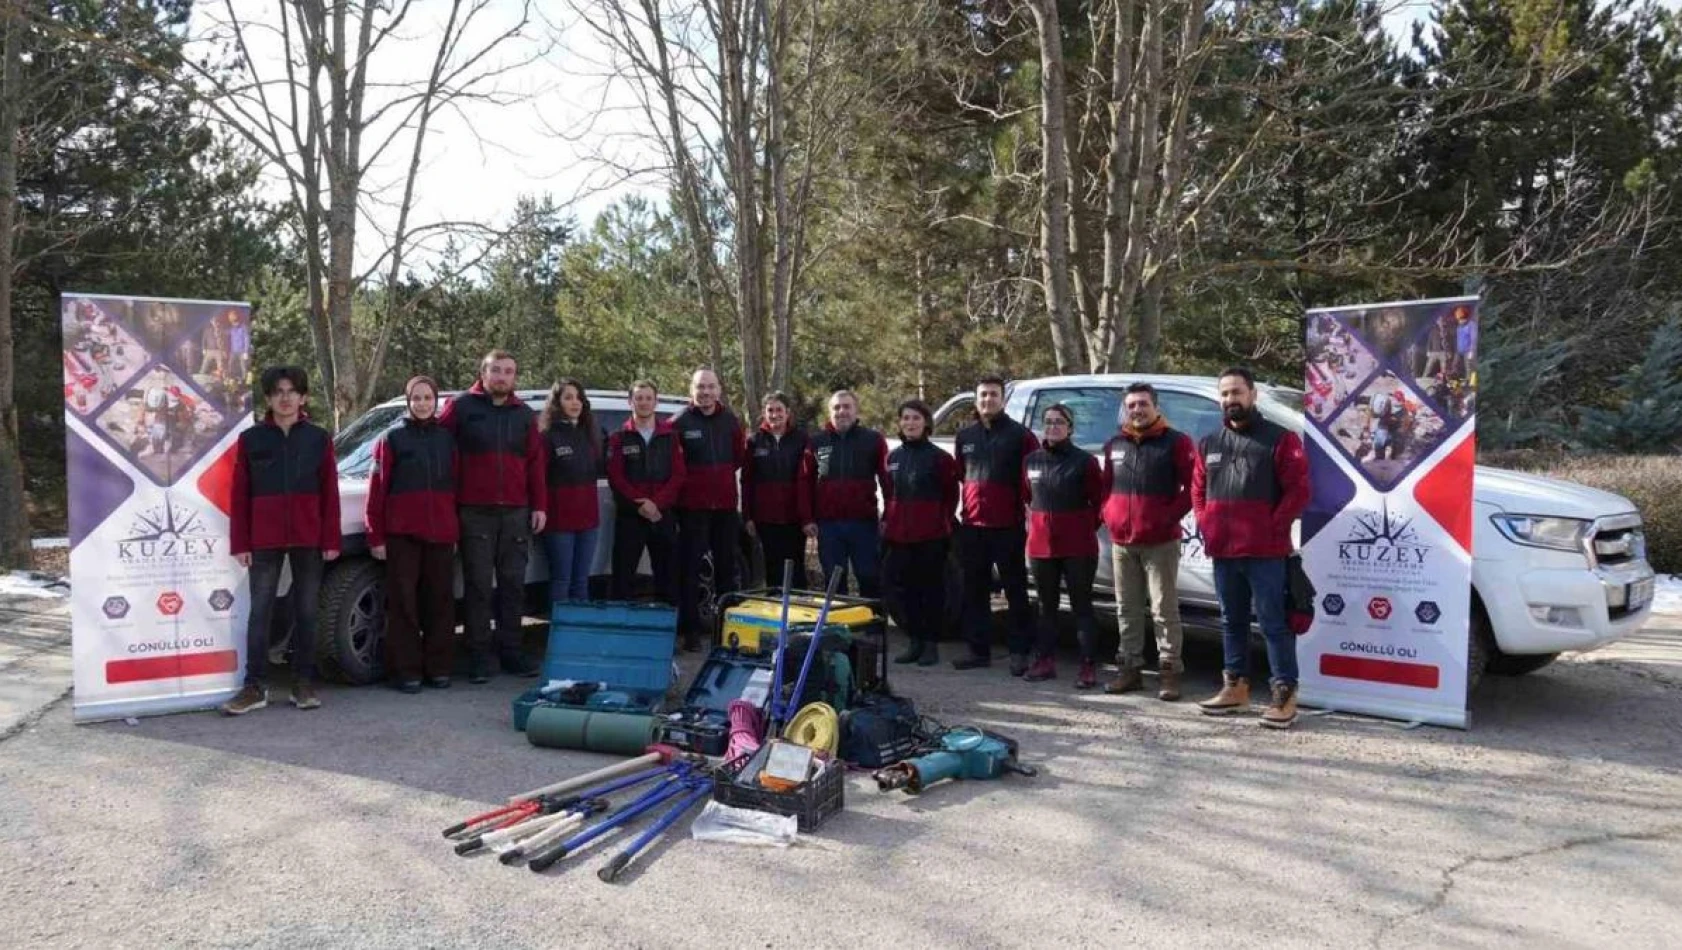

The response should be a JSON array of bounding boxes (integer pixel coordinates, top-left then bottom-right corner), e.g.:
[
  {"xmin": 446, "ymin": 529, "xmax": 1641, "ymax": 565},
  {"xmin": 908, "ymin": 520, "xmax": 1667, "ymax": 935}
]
[
  {"xmin": 718, "ymin": 0, "xmax": 767, "ymax": 409},
  {"xmin": 0, "ymin": 5, "xmax": 30, "ymax": 568},
  {"xmin": 1095, "ymin": 0, "xmax": 1138, "ymax": 371},
  {"xmin": 1026, "ymin": 0, "xmax": 1087, "ymax": 374}
]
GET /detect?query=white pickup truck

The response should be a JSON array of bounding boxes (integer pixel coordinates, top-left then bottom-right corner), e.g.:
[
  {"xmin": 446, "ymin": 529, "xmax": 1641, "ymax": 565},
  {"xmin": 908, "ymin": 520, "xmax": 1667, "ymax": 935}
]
[{"xmin": 926, "ymin": 374, "xmax": 1657, "ymax": 688}]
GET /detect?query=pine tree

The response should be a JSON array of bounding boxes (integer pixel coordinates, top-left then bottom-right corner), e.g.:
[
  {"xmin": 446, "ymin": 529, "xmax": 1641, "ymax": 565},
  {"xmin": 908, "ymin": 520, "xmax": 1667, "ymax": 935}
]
[{"xmin": 1574, "ymin": 315, "xmax": 1682, "ymax": 452}]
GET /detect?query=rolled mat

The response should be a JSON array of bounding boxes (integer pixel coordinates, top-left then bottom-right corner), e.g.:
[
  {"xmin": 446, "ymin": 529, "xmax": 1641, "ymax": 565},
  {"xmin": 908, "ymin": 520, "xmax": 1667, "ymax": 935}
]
[{"xmin": 526, "ymin": 707, "xmax": 657, "ymax": 756}]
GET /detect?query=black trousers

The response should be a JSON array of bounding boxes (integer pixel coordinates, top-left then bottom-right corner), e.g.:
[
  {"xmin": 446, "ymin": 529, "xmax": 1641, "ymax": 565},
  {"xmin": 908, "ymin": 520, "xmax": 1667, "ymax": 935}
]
[
  {"xmin": 884, "ymin": 538, "xmax": 948, "ymax": 646},
  {"xmin": 757, "ymin": 522, "xmax": 809, "ymax": 589},
  {"xmin": 1031, "ymin": 555, "xmax": 1098, "ymax": 661},
  {"xmin": 245, "ymin": 547, "xmax": 323, "ymax": 686},
  {"xmin": 459, "ymin": 506, "xmax": 530, "ymax": 658},
  {"xmin": 383, "ymin": 535, "xmax": 457, "ymax": 680},
  {"xmin": 959, "ymin": 524, "xmax": 1034, "ymax": 657},
  {"xmin": 611, "ymin": 510, "xmax": 677, "ymax": 604},
  {"xmin": 678, "ymin": 508, "xmax": 739, "ymax": 637}
]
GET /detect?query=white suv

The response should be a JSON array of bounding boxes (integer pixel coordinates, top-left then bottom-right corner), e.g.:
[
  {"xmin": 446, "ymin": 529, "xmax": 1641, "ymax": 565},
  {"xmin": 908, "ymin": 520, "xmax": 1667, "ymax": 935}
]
[
  {"xmin": 929, "ymin": 374, "xmax": 1657, "ymax": 687},
  {"xmin": 275, "ymin": 388, "xmax": 691, "ymax": 684}
]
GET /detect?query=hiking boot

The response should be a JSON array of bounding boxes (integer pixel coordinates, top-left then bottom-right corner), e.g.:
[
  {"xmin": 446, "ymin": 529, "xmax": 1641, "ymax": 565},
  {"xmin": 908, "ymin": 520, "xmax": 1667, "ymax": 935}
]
[
  {"xmin": 1075, "ymin": 660, "xmax": 1098, "ymax": 690},
  {"xmin": 1104, "ymin": 667, "xmax": 1144, "ymax": 695},
  {"xmin": 425, "ymin": 676, "xmax": 452, "ymax": 689},
  {"xmin": 917, "ymin": 642, "xmax": 940, "ymax": 667},
  {"xmin": 221, "ymin": 684, "xmax": 267, "ymax": 716},
  {"xmin": 1158, "ymin": 667, "xmax": 1182, "ymax": 702},
  {"xmin": 1023, "ymin": 656, "xmax": 1056, "ymax": 682},
  {"xmin": 1261, "ymin": 681, "xmax": 1299, "ymax": 730},
  {"xmin": 468, "ymin": 654, "xmax": 493, "ymax": 684},
  {"xmin": 393, "ymin": 679, "xmax": 422, "ymax": 695},
  {"xmin": 1008, "ymin": 654, "xmax": 1031, "ymax": 677},
  {"xmin": 501, "ymin": 653, "xmax": 540, "ymax": 678},
  {"xmin": 951, "ymin": 653, "xmax": 991, "ymax": 671},
  {"xmin": 893, "ymin": 640, "xmax": 925, "ymax": 665},
  {"xmin": 1197, "ymin": 672, "xmax": 1251, "ymax": 716},
  {"xmin": 290, "ymin": 681, "xmax": 321, "ymax": 710}
]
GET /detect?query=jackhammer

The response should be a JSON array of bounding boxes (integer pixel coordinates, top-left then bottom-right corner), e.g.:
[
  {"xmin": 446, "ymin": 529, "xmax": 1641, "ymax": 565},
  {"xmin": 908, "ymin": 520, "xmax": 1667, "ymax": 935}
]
[{"xmin": 873, "ymin": 727, "xmax": 1036, "ymax": 794}]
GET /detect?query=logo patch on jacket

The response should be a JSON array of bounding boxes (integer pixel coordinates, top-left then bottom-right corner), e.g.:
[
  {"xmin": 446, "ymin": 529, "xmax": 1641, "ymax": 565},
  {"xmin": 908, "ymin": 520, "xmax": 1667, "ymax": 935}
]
[
  {"xmin": 683, "ymin": 430, "xmax": 703, "ymax": 440},
  {"xmin": 622, "ymin": 445, "xmax": 642, "ymax": 457}
]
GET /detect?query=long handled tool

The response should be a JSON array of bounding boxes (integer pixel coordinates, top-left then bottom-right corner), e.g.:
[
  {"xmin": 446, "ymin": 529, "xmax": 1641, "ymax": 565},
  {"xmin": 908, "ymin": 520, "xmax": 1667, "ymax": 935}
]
[
  {"xmin": 459, "ymin": 800, "xmax": 608, "ymax": 857},
  {"xmin": 768, "ymin": 567, "xmax": 843, "ymax": 738},
  {"xmin": 597, "ymin": 780, "xmax": 712, "ymax": 883},
  {"xmin": 505, "ymin": 744, "xmax": 688, "ymax": 805},
  {"xmin": 526, "ymin": 767, "xmax": 698, "ymax": 873}
]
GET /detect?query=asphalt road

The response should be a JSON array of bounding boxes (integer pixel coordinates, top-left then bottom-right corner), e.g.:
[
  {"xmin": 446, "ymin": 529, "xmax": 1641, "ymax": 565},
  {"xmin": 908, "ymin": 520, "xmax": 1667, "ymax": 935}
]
[{"xmin": 2, "ymin": 592, "xmax": 1680, "ymax": 949}]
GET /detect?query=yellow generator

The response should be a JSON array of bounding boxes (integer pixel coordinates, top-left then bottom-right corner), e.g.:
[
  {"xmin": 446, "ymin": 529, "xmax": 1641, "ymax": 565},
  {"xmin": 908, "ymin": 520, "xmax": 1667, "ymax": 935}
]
[{"xmin": 717, "ymin": 589, "xmax": 889, "ymax": 694}]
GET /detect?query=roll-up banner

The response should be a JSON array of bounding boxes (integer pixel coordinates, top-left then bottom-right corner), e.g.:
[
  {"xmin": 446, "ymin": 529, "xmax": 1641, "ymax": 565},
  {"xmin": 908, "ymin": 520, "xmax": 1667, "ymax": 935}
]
[
  {"xmin": 1299, "ymin": 296, "xmax": 1479, "ymax": 728},
  {"xmin": 62, "ymin": 294, "xmax": 256, "ymax": 722}
]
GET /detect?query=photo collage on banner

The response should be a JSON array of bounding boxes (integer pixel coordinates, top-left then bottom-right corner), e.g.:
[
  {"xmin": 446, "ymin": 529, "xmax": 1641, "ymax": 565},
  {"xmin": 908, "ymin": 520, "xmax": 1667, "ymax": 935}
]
[
  {"xmin": 1299, "ymin": 296, "xmax": 1479, "ymax": 728},
  {"xmin": 63, "ymin": 294, "xmax": 256, "ymax": 722}
]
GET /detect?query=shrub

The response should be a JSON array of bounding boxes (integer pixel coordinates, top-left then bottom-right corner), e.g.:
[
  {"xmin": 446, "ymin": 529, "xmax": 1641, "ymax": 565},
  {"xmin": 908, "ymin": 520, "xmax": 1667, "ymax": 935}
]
[{"xmin": 1481, "ymin": 452, "xmax": 1682, "ymax": 574}]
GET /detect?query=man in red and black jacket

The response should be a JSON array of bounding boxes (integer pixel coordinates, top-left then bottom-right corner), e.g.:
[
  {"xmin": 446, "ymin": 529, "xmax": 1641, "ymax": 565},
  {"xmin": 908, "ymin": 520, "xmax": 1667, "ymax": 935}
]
[
  {"xmin": 742, "ymin": 392, "xmax": 813, "ymax": 588},
  {"xmin": 952, "ymin": 374, "xmax": 1040, "ymax": 674},
  {"xmin": 1192, "ymin": 366, "xmax": 1311, "ymax": 729},
  {"xmin": 1101, "ymin": 382, "xmax": 1198, "ymax": 701},
  {"xmin": 606, "ymin": 380, "xmax": 686, "ymax": 608},
  {"xmin": 671, "ymin": 367, "xmax": 747, "ymax": 651},
  {"xmin": 222, "ymin": 366, "xmax": 341, "ymax": 716},
  {"xmin": 439, "ymin": 350, "xmax": 547, "ymax": 683},
  {"xmin": 881, "ymin": 399, "xmax": 960, "ymax": 666},
  {"xmin": 807, "ymin": 389, "xmax": 890, "ymax": 599}
]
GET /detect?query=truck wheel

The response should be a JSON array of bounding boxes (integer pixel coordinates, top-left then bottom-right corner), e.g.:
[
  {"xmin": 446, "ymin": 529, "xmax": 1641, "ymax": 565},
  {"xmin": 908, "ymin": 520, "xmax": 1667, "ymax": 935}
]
[
  {"xmin": 1487, "ymin": 652, "xmax": 1560, "ymax": 676},
  {"xmin": 317, "ymin": 559, "xmax": 386, "ymax": 685},
  {"xmin": 1466, "ymin": 601, "xmax": 1493, "ymax": 698}
]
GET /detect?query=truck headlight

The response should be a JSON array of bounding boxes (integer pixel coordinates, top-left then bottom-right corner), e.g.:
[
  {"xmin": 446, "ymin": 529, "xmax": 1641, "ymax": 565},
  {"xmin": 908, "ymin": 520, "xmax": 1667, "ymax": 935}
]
[{"xmin": 1490, "ymin": 514, "xmax": 1592, "ymax": 553}]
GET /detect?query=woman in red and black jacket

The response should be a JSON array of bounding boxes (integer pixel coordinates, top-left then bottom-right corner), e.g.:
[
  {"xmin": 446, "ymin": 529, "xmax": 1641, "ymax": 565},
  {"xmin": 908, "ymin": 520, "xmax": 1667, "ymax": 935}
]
[
  {"xmin": 540, "ymin": 378, "xmax": 603, "ymax": 604},
  {"xmin": 1020, "ymin": 403, "xmax": 1105, "ymax": 688},
  {"xmin": 365, "ymin": 376, "xmax": 458, "ymax": 692},
  {"xmin": 880, "ymin": 399, "xmax": 960, "ymax": 667},
  {"xmin": 742, "ymin": 391, "xmax": 813, "ymax": 588}
]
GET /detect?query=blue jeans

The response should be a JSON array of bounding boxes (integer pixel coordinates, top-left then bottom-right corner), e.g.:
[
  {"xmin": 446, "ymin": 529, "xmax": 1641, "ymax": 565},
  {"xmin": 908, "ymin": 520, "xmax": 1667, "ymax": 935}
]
[
  {"xmin": 817, "ymin": 519, "xmax": 880, "ymax": 598},
  {"xmin": 1213, "ymin": 557, "xmax": 1298, "ymax": 686},
  {"xmin": 544, "ymin": 528, "xmax": 599, "ymax": 603}
]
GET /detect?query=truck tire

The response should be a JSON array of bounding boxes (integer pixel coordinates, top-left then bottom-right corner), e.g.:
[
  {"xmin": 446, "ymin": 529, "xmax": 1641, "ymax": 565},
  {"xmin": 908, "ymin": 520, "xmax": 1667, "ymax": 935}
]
[
  {"xmin": 317, "ymin": 558, "xmax": 386, "ymax": 685},
  {"xmin": 1466, "ymin": 599, "xmax": 1493, "ymax": 698},
  {"xmin": 1487, "ymin": 651, "xmax": 1560, "ymax": 677}
]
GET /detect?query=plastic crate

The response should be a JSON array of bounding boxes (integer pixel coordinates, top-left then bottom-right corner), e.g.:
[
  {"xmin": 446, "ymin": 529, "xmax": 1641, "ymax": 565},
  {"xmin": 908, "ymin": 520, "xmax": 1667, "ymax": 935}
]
[{"xmin": 714, "ymin": 751, "xmax": 845, "ymax": 833}]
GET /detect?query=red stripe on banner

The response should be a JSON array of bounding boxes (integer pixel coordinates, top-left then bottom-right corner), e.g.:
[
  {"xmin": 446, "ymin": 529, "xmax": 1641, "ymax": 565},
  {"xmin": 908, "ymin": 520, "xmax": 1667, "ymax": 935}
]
[
  {"xmin": 1320, "ymin": 654, "xmax": 1440, "ymax": 689},
  {"xmin": 106, "ymin": 650, "xmax": 239, "ymax": 684}
]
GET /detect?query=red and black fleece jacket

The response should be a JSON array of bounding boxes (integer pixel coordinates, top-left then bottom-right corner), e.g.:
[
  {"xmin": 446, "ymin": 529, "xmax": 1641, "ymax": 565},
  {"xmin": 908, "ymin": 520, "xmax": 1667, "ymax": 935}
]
[
  {"xmin": 606, "ymin": 417, "xmax": 686, "ymax": 514},
  {"xmin": 544, "ymin": 419, "xmax": 603, "ymax": 533},
  {"xmin": 365, "ymin": 417, "xmax": 459, "ymax": 547},
  {"xmin": 1022, "ymin": 441, "xmax": 1103, "ymax": 559},
  {"xmin": 955, "ymin": 414, "xmax": 1039, "ymax": 528},
  {"xmin": 231, "ymin": 414, "xmax": 341, "ymax": 556},
  {"xmin": 1101, "ymin": 421, "xmax": 1197, "ymax": 546},
  {"xmin": 743, "ymin": 426, "xmax": 813, "ymax": 526},
  {"xmin": 672, "ymin": 403, "xmax": 747, "ymax": 511},
  {"xmin": 1192, "ymin": 417, "xmax": 1310, "ymax": 559},
  {"xmin": 808, "ymin": 423, "xmax": 888, "ymax": 522},
  {"xmin": 881, "ymin": 437, "xmax": 960, "ymax": 544},
  {"xmin": 438, "ymin": 382, "xmax": 546, "ymax": 509}
]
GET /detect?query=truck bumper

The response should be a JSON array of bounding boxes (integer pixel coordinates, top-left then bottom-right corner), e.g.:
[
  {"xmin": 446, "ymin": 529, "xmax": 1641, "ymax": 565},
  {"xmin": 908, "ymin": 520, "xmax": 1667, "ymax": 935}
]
[{"xmin": 1479, "ymin": 558, "xmax": 1656, "ymax": 654}]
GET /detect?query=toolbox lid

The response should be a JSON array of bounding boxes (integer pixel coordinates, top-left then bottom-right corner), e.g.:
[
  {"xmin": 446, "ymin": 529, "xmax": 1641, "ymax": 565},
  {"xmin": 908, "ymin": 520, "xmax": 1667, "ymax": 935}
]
[{"xmin": 542, "ymin": 602, "xmax": 678, "ymax": 692}]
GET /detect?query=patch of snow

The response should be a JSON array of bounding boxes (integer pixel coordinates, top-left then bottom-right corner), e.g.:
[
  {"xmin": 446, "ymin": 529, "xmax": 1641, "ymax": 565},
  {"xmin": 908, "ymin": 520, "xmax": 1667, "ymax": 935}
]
[
  {"xmin": 1653, "ymin": 574, "xmax": 1682, "ymax": 616},
  {"xmin": 0, "ymin": 572, "xmax": 70, "ymax": 599}
]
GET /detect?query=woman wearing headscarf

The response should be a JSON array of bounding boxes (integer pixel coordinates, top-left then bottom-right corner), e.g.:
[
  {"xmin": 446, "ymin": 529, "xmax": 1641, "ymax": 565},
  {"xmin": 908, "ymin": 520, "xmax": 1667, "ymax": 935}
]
[
  {"xmin": 1020, "ymin": 402, "xmax": 1104, "ymax": 687},
  {"xmin": 880, "ymin": 399, "xmax": 960, "ymax": 667},
  {"xmin": 366, "ymin": 376, "xmax": 459, "ymax": 692}
]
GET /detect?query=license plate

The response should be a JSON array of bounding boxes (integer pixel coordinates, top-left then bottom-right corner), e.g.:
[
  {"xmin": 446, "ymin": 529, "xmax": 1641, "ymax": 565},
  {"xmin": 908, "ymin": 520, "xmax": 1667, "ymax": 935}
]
[{"xmin": 1628, "ymin": 578, "xmax": 1655, "ymax": 611}]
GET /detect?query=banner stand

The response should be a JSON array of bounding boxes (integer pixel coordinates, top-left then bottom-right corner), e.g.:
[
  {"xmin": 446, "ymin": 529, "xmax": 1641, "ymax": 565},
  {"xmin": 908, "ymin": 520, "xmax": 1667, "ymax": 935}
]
[
  {"xmin": 1298, "ymin": 296, "xmax": 1479, "ymax": 729},
  {"xmin": 62, "ymin": 294, "xmax": 256, "ymax": 723}
]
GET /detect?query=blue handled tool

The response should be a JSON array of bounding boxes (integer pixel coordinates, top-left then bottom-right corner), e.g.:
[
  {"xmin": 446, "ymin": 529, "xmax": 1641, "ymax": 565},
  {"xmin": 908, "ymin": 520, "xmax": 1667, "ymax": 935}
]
[
  {"xmin": 596, "ymin": 780, "xmax": 713, "ymax": 883},
  {"xmin": 526, "ymin": 767, "xmax": 694, "ymax": 873},
  {"xmin": 769, "ymin": 567, "xmax": 843, "ymax": 738}
]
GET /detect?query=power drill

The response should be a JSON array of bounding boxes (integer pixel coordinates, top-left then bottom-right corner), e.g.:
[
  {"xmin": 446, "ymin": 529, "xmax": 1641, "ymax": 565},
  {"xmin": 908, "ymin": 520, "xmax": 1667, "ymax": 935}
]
[{"xmin": 873, "ymin": 727, "xmax": 1036, "ymax": 794}]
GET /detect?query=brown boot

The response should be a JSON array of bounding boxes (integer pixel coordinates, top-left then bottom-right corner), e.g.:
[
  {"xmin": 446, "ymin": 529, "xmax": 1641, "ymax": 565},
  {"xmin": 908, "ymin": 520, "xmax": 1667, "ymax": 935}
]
[
  {"xmin": 1104, "ymin": 666, "xmax": 1144, "ymax": 695},
  {"xmin": 1197, "ymin": 672, "xmax": 1250, "ymax": 716},
  {"xmin": 1157, "ymin": 667, "xmax": 1182, "ymax": 702},
  {"xmin": 1260, "ymin": 681, "xmax": 1299, "ymax": 730}
]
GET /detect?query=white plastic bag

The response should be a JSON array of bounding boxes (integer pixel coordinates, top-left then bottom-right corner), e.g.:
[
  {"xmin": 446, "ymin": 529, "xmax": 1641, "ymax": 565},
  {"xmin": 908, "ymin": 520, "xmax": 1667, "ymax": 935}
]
[{"xmin": 689, "ymin": 800, "xmax": 798, "ymax": 847}]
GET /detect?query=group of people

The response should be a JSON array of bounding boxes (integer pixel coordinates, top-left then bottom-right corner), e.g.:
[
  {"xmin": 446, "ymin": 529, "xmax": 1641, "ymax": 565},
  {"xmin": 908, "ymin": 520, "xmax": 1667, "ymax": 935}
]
[{"xmin": 220, "ymin": 353, "xmax": 1311, "ymax": 730}]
